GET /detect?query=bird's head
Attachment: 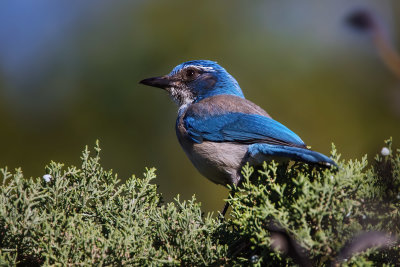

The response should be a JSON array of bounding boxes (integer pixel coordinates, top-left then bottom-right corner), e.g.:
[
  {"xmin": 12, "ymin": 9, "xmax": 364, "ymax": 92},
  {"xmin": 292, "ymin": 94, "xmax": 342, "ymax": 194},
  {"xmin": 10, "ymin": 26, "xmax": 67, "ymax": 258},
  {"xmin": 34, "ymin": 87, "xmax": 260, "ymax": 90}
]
[{"xmin": 140, "ymin": 60, "xmax": 244, "ymax": 107}]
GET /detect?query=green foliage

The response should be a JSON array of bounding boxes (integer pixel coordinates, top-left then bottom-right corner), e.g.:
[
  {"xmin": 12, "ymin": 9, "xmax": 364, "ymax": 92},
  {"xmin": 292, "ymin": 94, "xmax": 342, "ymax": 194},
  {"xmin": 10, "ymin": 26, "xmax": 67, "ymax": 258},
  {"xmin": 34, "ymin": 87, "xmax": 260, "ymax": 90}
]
[
  {"xmin": 225, "ymin": 139, "xmax": 400, "ymax": 266},
  {"xmin": 0, "ymin": 142, "xmax": 227, "ymax": 266},
  {"xmin": 0, "ymin": 139, "xmax": 399, "ymax": 266}
]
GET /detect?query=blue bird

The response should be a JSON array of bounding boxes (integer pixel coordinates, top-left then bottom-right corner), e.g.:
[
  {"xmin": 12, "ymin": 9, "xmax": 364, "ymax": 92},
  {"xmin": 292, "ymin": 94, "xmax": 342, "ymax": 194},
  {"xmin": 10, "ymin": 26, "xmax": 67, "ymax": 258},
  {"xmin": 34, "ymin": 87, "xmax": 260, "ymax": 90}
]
[{"xmin": 140, "ymin": 60, "xmax": 336, "ymax": 213}]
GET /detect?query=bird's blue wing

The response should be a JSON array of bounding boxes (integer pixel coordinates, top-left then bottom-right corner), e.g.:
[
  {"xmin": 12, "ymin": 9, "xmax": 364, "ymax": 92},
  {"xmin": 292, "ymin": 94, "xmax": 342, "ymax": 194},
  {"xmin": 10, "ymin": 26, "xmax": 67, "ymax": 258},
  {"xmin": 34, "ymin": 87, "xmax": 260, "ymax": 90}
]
[{"xmin": 183, "ymin": 112, "xmax": 306, "ymax": 147}]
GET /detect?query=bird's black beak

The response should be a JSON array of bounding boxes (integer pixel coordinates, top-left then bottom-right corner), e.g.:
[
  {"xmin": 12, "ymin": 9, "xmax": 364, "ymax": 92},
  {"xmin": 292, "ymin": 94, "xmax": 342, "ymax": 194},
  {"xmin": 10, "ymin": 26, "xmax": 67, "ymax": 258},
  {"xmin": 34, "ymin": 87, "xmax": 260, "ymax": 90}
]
[{"xmin": 139, "ymin": 76, "xmax": 172, "ymax": 89}]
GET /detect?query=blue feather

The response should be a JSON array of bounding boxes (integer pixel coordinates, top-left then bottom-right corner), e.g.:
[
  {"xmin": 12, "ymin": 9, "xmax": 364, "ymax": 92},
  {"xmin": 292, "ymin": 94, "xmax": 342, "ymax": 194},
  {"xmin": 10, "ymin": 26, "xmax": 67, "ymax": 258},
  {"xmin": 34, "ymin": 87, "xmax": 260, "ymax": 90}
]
[
  {"xmin": 248, "ymin": 143, "xmax": 337, "ymax": 167},
  {"xmin": 184, "ymin": 112, "xmax": 305, "ymax": 147},
  {"xmin": 169, "ymin": 60, "xmax": 245, "ymax": 100}
]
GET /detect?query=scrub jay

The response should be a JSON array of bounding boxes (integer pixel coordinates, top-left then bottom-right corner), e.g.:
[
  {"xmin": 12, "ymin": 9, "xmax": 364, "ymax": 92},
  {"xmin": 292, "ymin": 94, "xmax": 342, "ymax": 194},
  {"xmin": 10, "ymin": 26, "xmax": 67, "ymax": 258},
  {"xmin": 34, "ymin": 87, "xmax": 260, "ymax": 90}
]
[{"xmin": 140, "ymin": 60, "xmax": 336, "ymax": 214}]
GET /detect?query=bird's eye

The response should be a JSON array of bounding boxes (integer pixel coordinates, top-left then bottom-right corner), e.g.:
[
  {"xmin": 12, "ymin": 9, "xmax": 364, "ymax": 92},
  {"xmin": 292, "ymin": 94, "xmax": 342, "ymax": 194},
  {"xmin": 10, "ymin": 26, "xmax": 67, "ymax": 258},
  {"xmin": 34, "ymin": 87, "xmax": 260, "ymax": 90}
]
[
  {"xmin": 186, "ymin": 68, "xmax": 195, "ymax": 77},
  {"xmin": 184, "ymin": 68, "xmax": 199, "ymax": 80}
]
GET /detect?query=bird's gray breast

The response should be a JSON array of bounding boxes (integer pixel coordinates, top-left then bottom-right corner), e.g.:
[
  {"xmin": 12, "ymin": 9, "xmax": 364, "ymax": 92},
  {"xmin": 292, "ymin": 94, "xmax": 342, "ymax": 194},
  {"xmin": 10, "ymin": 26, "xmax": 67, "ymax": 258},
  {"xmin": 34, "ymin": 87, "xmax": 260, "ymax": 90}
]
[{"xmin": 175, "ymin": 110, "xmax": 247, "ymax": 186}]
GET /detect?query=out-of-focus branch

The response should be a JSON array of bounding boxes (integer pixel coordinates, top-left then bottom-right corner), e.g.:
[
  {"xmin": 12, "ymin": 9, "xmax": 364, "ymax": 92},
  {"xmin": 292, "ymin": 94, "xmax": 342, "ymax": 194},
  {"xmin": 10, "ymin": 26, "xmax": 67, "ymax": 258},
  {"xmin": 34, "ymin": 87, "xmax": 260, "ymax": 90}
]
[
  {"xmin": 346, "ymin": 9, "xmax": 400, "ymax": 78},
  {"xmin": 335, "ymin": 231, "xmax": 398, "ymax": 265}
]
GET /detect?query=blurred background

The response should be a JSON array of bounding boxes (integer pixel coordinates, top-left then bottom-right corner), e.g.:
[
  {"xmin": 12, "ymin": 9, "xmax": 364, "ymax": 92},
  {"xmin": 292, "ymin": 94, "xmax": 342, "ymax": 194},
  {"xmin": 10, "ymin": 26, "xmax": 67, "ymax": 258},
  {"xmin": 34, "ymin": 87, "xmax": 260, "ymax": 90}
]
[{"xmin": 1, "ymin": 0, "xmax": 399, "ymax": 213}]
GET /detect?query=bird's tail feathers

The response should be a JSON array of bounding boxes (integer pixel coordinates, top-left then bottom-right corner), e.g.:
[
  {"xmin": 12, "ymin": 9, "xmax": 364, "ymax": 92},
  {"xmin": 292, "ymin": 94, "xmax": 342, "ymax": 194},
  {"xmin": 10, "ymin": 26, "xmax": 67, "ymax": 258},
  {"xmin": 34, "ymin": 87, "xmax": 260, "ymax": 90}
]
[{"xmin": 248, "ymin": 144, "xmax": 337, "ymax": 168}]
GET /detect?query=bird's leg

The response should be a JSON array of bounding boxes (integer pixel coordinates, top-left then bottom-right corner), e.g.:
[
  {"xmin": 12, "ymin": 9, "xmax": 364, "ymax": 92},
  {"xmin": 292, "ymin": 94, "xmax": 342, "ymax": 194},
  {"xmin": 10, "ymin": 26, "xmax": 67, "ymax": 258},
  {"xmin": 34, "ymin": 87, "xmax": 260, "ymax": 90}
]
[
  {"xmin": 219, "ymin": 196, "xmax": 231, "ymax": 222},
  {"xmin": 219, "ymin": 173, "xmax": 244, "ymax": 221},
  {"xmin": 220, "ymin": 202, "xmax": 230, "ymax": 218}
]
